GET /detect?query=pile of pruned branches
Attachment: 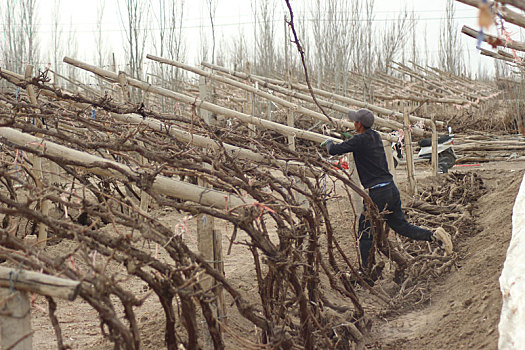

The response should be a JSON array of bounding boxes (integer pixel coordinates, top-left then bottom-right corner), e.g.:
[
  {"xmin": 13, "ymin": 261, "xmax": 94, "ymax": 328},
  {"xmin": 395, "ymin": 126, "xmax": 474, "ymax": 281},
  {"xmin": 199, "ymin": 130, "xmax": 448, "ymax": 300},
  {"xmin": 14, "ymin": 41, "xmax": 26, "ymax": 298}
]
[{"xmin": 378, "ymin": 172, "xmax": 487, "ymax": 307}]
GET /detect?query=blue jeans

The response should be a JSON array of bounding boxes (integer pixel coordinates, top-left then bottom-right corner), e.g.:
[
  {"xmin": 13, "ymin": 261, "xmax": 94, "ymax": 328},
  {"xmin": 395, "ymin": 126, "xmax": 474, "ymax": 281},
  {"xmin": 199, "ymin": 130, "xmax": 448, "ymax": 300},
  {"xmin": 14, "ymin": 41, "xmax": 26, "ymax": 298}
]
[{"xmin": 359, "ymin": 182, "xmax": 432, "ymax": 267}]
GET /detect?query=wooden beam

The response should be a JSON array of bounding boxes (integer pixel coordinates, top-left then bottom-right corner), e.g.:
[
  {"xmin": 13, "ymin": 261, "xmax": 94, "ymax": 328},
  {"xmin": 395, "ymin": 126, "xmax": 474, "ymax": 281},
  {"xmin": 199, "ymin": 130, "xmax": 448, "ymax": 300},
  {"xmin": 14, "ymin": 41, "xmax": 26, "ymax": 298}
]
[
  {"xmin": 147, "ymin": 55, "xmax": 417, "ymax": 137},
  {"xmin": 0, "ymin": 266, "xmax": 80, "ymax": 301},
  {"xmin": 497, "ymin": 0, "xmax": 525, "ymax": 11},
  {"xmin": 505, "ymin": 0, "xmax": 525, "ymax": 10},
  {"xmin": 111, "ymin": 113, "xmax": 320, "ymax": 178},
  {"xmin": 62, "ymin": 57, "xmax": 399, "ymax": 143},
  {"xmin": 480, "ymin": 48, "xmax": 524, "ymax": 66},
  {"xmin": 457, "ymin": 0, "xmax": 525, "ymax": 28},
  {"xmin": 462, "ymin": 25, "xmax": 525, "ymax": 52},
  {"xmin": 0, "ymin": 127, "xmax": 255, "ymax": 209},
  {"xmin": 431, "ymin": 118, "xmax": 439, "ymax": 176},
  {"xmin": 200, "ymin": 61, "xmax": 444, "ymax": 128}
]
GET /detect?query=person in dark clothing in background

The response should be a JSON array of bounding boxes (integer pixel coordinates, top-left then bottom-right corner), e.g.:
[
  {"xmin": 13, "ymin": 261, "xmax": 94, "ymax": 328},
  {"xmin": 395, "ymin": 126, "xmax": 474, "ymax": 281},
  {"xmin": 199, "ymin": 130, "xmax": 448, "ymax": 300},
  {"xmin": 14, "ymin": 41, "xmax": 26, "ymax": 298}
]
[{"xmin": 322, "ymin": 109, "xmax": 453, "ymax": 269}]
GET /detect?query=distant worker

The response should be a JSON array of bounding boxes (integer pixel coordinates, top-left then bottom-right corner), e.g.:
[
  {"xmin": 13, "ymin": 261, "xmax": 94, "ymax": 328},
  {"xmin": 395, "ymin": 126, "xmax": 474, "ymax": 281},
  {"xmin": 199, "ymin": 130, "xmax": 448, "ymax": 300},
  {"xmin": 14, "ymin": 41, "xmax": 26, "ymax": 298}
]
[{"xmin": 321, "ymin": 109, "xmax": 453, "ymax": 269}]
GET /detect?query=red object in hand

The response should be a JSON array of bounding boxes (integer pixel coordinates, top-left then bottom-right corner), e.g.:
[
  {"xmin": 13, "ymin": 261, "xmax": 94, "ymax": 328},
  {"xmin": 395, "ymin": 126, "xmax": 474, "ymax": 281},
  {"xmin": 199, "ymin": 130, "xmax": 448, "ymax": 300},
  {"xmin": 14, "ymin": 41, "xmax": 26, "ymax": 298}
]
[{"xmin": 331, "ymin": 159, "xmax": 349, "ymax": 170}]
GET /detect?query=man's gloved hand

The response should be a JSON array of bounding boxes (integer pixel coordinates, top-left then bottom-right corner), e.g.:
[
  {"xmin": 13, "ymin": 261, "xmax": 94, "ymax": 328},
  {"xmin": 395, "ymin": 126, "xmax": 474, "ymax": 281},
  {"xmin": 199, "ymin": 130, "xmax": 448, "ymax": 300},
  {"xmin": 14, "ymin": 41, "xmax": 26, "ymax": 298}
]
[
  {"xmin": 341, "ymin": 131, "xmax": 353, "ymax": 140},
  {"xmin": 320, "ymin": 139, "xmax": 334, "ymax": 152}
]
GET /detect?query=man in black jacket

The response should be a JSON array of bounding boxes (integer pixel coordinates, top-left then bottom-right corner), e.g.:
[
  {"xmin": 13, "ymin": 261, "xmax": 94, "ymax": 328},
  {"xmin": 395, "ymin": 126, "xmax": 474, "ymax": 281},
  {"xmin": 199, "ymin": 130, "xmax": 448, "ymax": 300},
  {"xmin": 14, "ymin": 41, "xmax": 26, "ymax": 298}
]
[{"xmin": 322, "ymin": 109, "xmax": 452, "ymax": 268}]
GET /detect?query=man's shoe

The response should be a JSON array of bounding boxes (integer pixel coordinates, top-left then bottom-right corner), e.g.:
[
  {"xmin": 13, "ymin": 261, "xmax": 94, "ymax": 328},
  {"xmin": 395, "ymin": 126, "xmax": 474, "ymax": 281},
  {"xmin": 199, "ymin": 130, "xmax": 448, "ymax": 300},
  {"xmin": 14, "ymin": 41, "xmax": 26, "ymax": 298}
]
[
  {"xmin": 357, "ymin": 270, "xmax": 375, "ymax": 287},
  {"xmin": 347, "ymin": 270, "xmax": 375, "ymax": 287},
  {"xmin": 432, "ymin": 227, "xmax": 453, "ymax": 255}
]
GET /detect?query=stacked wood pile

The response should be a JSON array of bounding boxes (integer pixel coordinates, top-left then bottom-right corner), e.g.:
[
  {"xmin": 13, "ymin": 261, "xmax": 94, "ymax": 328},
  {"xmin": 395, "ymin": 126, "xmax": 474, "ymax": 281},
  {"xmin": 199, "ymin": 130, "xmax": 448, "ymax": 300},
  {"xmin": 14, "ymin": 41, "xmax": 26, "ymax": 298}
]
[
  {"xmin": 392, "ymin": 172, "xmax": 487, "ymax": 306},
  {"xmin": 454, "ymin": 134, "xmax": 525, "ymax": 163}
]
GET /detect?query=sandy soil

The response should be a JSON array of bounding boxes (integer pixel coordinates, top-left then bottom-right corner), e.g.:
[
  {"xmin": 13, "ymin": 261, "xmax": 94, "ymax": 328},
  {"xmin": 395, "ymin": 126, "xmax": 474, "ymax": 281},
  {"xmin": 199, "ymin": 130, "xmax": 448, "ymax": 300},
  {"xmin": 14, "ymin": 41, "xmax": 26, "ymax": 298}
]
[
  {"xmin": 27, "ymin": 159, "xmax": 525, "ymax": 349},
  {"xmin": 367, "ymin": 160, "xmax": 525, "ymax": 349}
]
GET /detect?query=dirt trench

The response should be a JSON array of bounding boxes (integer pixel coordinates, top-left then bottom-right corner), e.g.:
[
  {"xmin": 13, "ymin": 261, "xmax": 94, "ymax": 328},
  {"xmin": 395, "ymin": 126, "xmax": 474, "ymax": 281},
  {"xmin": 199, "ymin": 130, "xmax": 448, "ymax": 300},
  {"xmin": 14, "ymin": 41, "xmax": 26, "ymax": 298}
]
[{"xmin": 364, "ymin": 163, "xmax": 525, "ymax": 349}]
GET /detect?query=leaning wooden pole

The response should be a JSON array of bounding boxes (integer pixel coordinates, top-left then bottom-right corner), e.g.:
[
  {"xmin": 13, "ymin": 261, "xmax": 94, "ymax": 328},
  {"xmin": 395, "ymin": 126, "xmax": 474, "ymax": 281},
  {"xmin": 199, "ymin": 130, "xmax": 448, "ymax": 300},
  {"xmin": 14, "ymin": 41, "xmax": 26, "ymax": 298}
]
[
  {"xmin": 0, "ymin": 127, "xmax": 255, "ymax": 209},
  {"xmin": 200, "ymin": 60, "xmax": 444, "ymax": 129},
  {"xmin": 457, "ymin": 0, "xmax": 525, "ymax": 29},
  {"xmin": 0, "ymin": 267, "xmax": 80, "ymax": 301},
  {"xmin": 24, "ymin": 65, "xmax": 50, "ymax": 247},
  {"xmin": 62, "ymin": 57, "xmax": 401, "ymax": 143},
  {"xmin": 461, "ymin": 25, "xmax": 525, "ymax": 52},
  {"xmin": 431, "ymin": 116, "xmax": 439, "ymax": 176},
  {"xmin": 403, "ymin": 105, "xmax": 417, "ymax": 195},
  {"xmin": 0, "ymin": 66, "xmax": 321, "ymax": 179},
  {"xmin": 111, "ymin": 113, "xmax": 320, "ymax": 178},
  {"xmin": 147, "ymin": 54, "xmax": 414, "ymax": 138}
]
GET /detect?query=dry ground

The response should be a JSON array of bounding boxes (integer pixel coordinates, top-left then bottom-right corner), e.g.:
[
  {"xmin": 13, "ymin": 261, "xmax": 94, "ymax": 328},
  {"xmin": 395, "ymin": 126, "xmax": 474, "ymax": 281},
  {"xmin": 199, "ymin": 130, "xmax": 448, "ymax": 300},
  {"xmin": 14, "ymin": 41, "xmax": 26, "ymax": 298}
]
[
  {"xmin": 366, "ymin": 160, "xmax": 525, "ymax": 349},
  {"xmin": 28, "ymin": 159, "xmax": 525, "ymax": 349}
]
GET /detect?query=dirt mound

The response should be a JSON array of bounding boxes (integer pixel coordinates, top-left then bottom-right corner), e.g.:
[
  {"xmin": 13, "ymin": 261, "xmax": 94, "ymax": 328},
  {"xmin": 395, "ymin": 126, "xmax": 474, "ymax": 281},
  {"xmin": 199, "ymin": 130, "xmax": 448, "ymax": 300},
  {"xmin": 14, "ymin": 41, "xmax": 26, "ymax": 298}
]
[{"xmin": 369, "ymin": 168, "xmax": 524, "ymax": 349}]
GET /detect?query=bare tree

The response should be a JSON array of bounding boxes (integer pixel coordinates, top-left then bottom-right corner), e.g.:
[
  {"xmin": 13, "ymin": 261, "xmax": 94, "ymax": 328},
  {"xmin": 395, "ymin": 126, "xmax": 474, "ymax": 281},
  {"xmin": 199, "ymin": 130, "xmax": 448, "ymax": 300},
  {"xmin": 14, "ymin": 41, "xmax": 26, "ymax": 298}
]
[
  {"xmin": 215, "ymin": 34, "xmax": 227, "ymax": 66},
  {"xmin": 151, "ymin": 0, "xmax": 186, "ymax": 111},
  {"xmin": 377, "ymin": 8, "xmax": 413, "ymax": 73},
  {"xmin": 253, "ymin": 0, "xmax": 278, "ymax": 75},
  {"xmin": 95, "ymin": 0, "xmax": 108, "ymax": 68},
  {"xmin": 410, "ymin": 10, "xmax": 418, "ymax": 67},
  {"xmin": 309, "ymin": 0, "xmax": 354, "ymax": 92},
  {"xmin": 151, "ymin": 0, "xmax": 186, "ymax": 85},
  {"xmin": 118, "ymin": 0, "xmax": 150, "ymax": 81},
  {"xmin": 229, "ymin": 27, "xmax": 249, "ymax": 71},
  {"xmin": 364, "ymin": 0, "xmax": 375, "ymax": 76},
  {"xmin": 312, "ymin": 0, "xmax": 322, "ymax": 87},
  {"xmin": 50, "ymin": 0, "xmax": 63, "ymax": 75},
  {"xmin": 439, "ymin": 0, "xmax": 465, "ymax": 75},
  {"xmin": 65, "ymin": 18, "xmax": 79, "ymax": 91},
  {"xmin": 206, "ymin": 0, "xmax": 218, "ymax": 64},
  {"xmin": 0, "ymin": 0, "xmax": 40, "ymax": 74}
]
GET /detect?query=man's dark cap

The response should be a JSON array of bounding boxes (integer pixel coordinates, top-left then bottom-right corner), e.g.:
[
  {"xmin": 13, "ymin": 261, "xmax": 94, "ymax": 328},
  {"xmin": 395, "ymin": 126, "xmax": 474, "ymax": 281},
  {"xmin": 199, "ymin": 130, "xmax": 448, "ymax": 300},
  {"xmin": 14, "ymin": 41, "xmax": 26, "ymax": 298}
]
[{"xmin": 347, "ymin": 109, "xmax": 374, "ymax": 128}]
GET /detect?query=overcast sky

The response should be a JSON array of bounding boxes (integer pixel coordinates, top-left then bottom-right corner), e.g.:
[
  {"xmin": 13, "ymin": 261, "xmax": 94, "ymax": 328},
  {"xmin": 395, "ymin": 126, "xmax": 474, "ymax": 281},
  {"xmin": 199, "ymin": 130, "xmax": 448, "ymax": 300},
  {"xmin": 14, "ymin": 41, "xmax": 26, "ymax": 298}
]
[{"xmin": 17, "ymin": 0, "xmax": 523, "ymax": 76}]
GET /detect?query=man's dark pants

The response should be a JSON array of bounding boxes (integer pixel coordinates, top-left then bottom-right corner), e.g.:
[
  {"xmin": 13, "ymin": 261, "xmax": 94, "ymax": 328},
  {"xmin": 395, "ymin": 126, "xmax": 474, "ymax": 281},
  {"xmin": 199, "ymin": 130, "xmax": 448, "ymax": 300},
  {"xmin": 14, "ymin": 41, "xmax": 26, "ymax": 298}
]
[{"xmin": 358, "ymin": 182, "xmax": 433, "ymax": 267}]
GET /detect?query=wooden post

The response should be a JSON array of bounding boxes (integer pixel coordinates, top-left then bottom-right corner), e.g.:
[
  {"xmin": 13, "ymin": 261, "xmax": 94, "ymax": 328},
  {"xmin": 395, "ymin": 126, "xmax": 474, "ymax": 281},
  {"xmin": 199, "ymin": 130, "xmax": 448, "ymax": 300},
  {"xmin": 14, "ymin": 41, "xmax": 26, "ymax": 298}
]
[
  {"xmin": 267, "ymin": 100, "xmax": 273, "ymax": 122},
  {"xmin": 383, "ymin": 140, "xmax": 397, "ymax": 184},
  {"xmin": 0, "ymin": 289, "xmax": 32, "ymax": 350},
  {"xmin": 0, "ymin": 267, "xmax": 80, "ymax": 350},
  {"xmin": 198, "ymin": 76, "xmax": 224, "ymax": 347},
  {"xmin": 118, "ymin": 71, "xmax": 132, "ymax": 103},
  {"xmin": 139, "ymin": 78, "xmax": 152, "ymax": 212},
  {"xmin": 24, "ymin": 65, "xmax": 50, "ymax": 247},
  {"xmin": 403, "ymin": 105, "xmax": 417, "ymax": 195},
  {"xmin": 287, "ymin": 111, "xmax": 296, "ymax": 151},
  {"xmin": 430, "ymin": 116, "xmax": 438, "ymax": 176},
  {"xmin": 117, "ymin": 71, "xmax": 140, "ymax": 213},
  {"xmin": 245, "ymin": 62, "xmax": 257, "ymax": 140},
  {"xmin": 119, "ymin": 72, "xmax": 151, "ymax": 210},
  {"xmin": 347, "ymin": 156, "xmax": 363, "ymax": 220},
  {"xmin": 112, "ymin": 53, "xmax": 117, "ymax": 73},
  {"xmin": 49, "ymin": 72, "xmax": 62, "ymax": 186}
]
